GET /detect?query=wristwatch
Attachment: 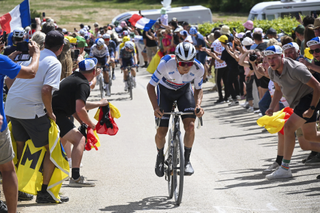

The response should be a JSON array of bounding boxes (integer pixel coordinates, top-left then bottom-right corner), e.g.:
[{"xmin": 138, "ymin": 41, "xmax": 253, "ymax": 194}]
[{"xmin": 310, "ymin": 105, "xmax": 316, "ymax": 110}]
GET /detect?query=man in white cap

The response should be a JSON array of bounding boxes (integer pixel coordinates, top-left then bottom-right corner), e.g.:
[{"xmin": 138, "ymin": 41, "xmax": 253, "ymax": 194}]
[
  {"xmin": 264, "ymin": 45, "xmax": 320, "ymax": 180},
  {"xmin": 52, "ymin": 58, "xmax": 109, "ymax": 187}
]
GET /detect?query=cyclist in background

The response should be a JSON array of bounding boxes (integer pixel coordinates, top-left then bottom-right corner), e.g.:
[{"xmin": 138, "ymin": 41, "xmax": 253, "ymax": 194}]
[
  {"xmin": 119, "ymin": 41, "xmax": 137, "ymax": 91},
  {"xmin": 90, "ymin": 38, "xmax": 111, "ymax": 96},
  {"xmin": 102, "ymin": 33, "xmax": 117, "ymax": 80},
  {"xmin": 147, "ymin": 42, "xmax": 204, "ymax": 177}
]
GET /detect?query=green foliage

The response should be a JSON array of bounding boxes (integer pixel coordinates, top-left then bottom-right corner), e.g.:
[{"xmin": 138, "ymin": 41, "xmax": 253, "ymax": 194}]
[
  {"xmin": 198, "ymin": 16, "xmax": 300, "ymax": 36},
  {"xmin": 30, "ymin": 9, "xmax": 41, "ymax": 19}
]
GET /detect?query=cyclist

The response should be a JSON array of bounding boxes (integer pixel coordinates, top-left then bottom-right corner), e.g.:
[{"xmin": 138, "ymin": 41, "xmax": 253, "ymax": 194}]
[
  {"xmin": 147, "ymin": 42, "xmax": 205, "ymax": 177},
  {"xmin": 119, "ymin": 41, "xmax": 138, "ymax": 91},
  {"xmin": 102, "ymin": 33, "xmax": 117, "ymax": 80},
  {"xmin": 90, "ymin": 38, "xmax": 111, "ymax": 96}
]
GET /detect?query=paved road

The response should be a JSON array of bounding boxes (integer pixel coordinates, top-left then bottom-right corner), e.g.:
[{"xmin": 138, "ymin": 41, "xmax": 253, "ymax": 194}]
[{"xmin": 16, "ymin": 66, "xmax": 320, "ymax": 213}]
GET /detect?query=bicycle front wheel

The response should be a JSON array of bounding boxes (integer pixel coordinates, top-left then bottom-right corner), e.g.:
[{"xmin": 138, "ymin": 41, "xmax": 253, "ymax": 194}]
[
  {"xmin": 128, "ymin": 76, "xmax": 133, "ymax": 100},
  {"xmin": 166, "ymin": 130, "xmax": 174, "ymax": 199},
  {"xmin": 173, "ymin": 132, "xmax": 184, "ymax": 206}
]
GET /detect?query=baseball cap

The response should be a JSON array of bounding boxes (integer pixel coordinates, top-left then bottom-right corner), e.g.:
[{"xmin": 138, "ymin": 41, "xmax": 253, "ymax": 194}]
[
  {"xmin": 266, "ymin": 28, "xmax": 277, "ymax": 35},
  {"xmin": 307, "ymin": 37, "xmax": 320, "ymax": 47},
  {"xmin": 263, "ymin": 45, "xmax": 283, "ymax": 56},
  {"xmin": 242, "ymin": 37, "xmax": 253, "ymax": 46},
  {"xmin": 294, "ymin": 25, "xmax": 305, "ymax": 35},
  {"xmin": 45, "ymin": 30, "xmax": 66, "ymax": 47},
  {"xmin": 282, "ymin": 42, "xmax": 299, "ymax": 52},
  {"xmin": 62, "ymin": 28, "xmax": 68, "ymax": 33},
  {"xmin": 218, "ymin": 35, "xmax": 228, "ymax": 44},
  {"xmin": 189, "ymin": 27, "xmax": 197, "ymax": 35},
  {"xmin": 79, "ymin": 58, "xmax": 98, "ymax": 71},
  {"xmin": 180, "ymin": 30, "xmax": 188, "ymax": 36},
  {"xmin": 172, "ymin": 17, "xmax": 177, "ymax": 22}
]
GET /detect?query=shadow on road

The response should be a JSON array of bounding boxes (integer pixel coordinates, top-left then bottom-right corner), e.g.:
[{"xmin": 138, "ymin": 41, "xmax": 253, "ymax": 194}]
[{"xmin": 99, "ymin": 196, "xmax": 177, "ymax": 212}]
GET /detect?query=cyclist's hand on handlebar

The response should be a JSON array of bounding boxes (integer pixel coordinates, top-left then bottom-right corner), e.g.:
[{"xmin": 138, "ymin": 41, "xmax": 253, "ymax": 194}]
[
  {"xmin": 154, "ymin": 107, "xmax": 164, "ymax": 118},
  {"xmin": 194, "ymin": 106, "xmax": 204, "ymax": 117},
  {"xmin": 105, "ymin": 63, "xmax": 110, "ymax": 67}
]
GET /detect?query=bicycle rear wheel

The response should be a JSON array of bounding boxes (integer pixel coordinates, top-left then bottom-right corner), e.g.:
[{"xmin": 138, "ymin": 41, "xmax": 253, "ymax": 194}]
[
  {"xmin": 99, "ymin": 76, "xmax": 104, "ymax": 99},
  {"xmin": 166, "ymin": 130, "xmax": 174, "ymax": 199},
  {"xmin": 173, "ymin": 132, "xmax": 184, "ymax": 206}
]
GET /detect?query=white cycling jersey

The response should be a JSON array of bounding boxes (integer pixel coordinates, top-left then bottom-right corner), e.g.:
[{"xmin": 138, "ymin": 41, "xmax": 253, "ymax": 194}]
[
  {"xmin": 149, "ymin": 54, "xmax": 204, "ymax": 90},
  {"xmin": 89, "ymin": 44, "xmax": 109, "ymax": 58}
]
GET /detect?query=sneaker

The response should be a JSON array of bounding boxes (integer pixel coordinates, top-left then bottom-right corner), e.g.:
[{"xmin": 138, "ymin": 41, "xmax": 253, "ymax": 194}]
[
  {"xmin": 124, "ymin": 83, "xmax": 128, "ymax": 91},
  {"xmin": 69, "ymin": 176, "xmax": 95, "ymax": 187},
  {"xmin": 258, "ymin": 113, "xmax": 263, "ymax": 117},
  {"xmin": 228, "ymin": 100, "xmax": 239, "ymax": 106},
  {"xmin": 133, "ymin": 80, "xmax": 136, "ymax": 88},
  {"xmin": 184, "ymin": 161, "xmax": 194, "ymax": 176},
  {"xmin": 254, "ymin": 109, "xmax": 261, "ymax": 113},
  {"xmin": 305, "ymin": 153, "xmax": 320, "ymax": 165},
  {"xmin": 155, "ymin": 154, "xmax": 164, "ymax": 177},
  {"xmin": 36, "ymin": 191, "xmax": 69, "ymax": 203},
  {"xmin": 266, "ymin": 167, "xmax": 292, "ymax": 180},
  {"xmin": 18, "ymin": 191, "xmax": 34, "ymax": 201},
  {"xmin": 141, "ymin": 64, "xmax": 148, "ymax": 68},
  {"xmin": 112, "ymin": 73, "xmax": 116, "ymax": 80},
  {"xmin": 0, "ymin": 200, "xmax": 7, "ymax": 213},
  {"xmin": 105, "ymin": 85, "xmax": 111, "ymax": 97},
  {"xmin": 247, "ymin": 106, "xmax": 254, "ymax": 113},
  {"xmin": 302, "ymin": 151, "xmax": 318, "ymax": 164},
  {"xmin": 236, "ymin": 95, "xmax": 241, "ymax": 100},
  {"xmin": 241, "ymin": 102, "xmax": 249, "ymax": 108},
  {"xmin": 262, "ymin": 162, "xmax": 279, "ymax": 174},
  {"xmin": 214, "ymin": 99, "xmax": 224, "ymax": 104}
]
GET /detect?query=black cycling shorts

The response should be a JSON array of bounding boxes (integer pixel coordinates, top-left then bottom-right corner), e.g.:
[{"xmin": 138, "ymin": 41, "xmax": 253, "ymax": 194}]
[{"xmin": 157, "ymin": 83, "xmax": 196, "ymax": 127}]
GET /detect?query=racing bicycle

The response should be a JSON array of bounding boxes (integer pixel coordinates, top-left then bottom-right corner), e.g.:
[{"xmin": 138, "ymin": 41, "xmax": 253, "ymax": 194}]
[{"xmin": 156, "ymin": 101, "xmax": 203, "ymax": 206}]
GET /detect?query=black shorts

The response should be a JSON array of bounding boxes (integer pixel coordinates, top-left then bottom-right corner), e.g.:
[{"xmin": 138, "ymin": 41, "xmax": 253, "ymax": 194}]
[
  {"xmin": 294, "ymin": 94, "xmax": 320, "ymax": 123},
  {"xmin": 10, "ymin": 115, "xmax": 50, "ymax": 148},
  {"xmin": 54, "ymin": 111, "xmax": 75, "ymax": 137},
  {"xmin": 259, "ymin": 76, "xmax": 269, "ymax": 89},
  {"xmin": 157, "ymin": 83, "xmax": 196, "ymax": 127}
]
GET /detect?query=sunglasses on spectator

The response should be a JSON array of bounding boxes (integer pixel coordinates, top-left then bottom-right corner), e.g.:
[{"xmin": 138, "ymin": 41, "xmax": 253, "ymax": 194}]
[
  {"xmin": 309, "ymin": 48, "xmax": 320, "ymax": 54},
  {"xmin": 177, "ymin": 60, "xmax": 194, "ymax": 67}
]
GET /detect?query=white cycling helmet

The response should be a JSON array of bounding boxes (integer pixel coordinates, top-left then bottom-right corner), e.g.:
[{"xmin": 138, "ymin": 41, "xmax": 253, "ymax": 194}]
[
  {"xmin": 175, "ymin": 42, "xmax": 196, "ymax": 61},
  {"xmin": 95, "ymin": 38, "xmax": 105, "ymax": 47},
  {"xmin": 102, "ymin": 33, "xmax": 111, "ymax": 39},
  {"xmin": 13, "ymin": 27, "xmax": 25, "ymax": 38},
  {"xmin": 124, "ymin": 41, "xmax": 134, "ymax": 50}
]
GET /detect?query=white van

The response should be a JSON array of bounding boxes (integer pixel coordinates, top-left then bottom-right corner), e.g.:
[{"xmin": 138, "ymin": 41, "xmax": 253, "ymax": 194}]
[
  {"xmin": 112, "ymin": 5, "xmax": 212, "ymax": 25},
  {"xmin": 248, "ymin": 0, "xmax": 320, "ymax": 20}
]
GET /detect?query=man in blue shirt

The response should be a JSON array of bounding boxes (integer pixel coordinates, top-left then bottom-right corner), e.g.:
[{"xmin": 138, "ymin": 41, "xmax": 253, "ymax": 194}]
[{"xmin": 0, "ymin": 40, "xmax": 40, "ymax": 213}]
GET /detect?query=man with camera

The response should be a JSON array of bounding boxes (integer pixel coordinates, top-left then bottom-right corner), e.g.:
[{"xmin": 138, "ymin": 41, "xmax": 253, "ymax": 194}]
[
  {"xmin": 5, "ymin": 30, "xmax": 69, "ymax": 203},
  {"xmin": 0, "ymin": 39, "xmax": 40, "ymax": 212}
]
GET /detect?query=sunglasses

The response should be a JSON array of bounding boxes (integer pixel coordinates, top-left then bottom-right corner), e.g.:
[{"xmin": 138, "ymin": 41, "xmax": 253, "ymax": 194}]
[
  {"xmin": 104, "ymin": 38, "xmax": 110, "ymax": 41},
  {"xmin": 309, "ymin": 48, "xmax": 320, "ymax": 54},
  {"xmin": 177, "ymin": 60, "xmax": 194, "ymax": 67}
]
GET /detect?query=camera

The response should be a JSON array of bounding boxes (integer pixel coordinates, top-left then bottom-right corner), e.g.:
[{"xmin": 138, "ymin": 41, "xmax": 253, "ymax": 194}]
[
  {"xmin": 15, "ymin": 41, "xmax": 31, "ymax": 61},
  {"xmin": 249, "ymin": 53, "xmax": 258, "ymax": 61},
  {"xmin": 73, "ymin": 49, "xmax": 80, "ymax": 61},
  {"xmin": 0, "ymin": 31, "xmax": 7, "ymax": 44}
]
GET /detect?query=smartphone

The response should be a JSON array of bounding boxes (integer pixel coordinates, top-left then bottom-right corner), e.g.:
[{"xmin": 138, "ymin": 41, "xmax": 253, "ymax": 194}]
[
  {"xmin": 313, "ymin": 11, "xmax": 318, "ymax": 18},
  {"xmin": 14, "ymin": 54, "xmax": 31, "ymax": 61},
  {"xmin": 42, "ymin": 12, "xmax": 45, "ymax": 18},
  {"xmin": 233, "ymin": 27, "xmax": 236, "ymax": 32},
  {"xmin": 1, "ymin": 31, "xmax": 7, "ymax": 44},
  {"xmin": 295, "ymin": 12, "xmax": 301, "ymax": 20},
  {"xmin": 73, "ymin": 49, "xmax": 80, "ymax": 61}
]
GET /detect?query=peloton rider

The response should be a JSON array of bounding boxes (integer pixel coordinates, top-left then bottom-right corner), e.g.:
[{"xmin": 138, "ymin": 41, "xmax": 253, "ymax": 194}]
[
  {"xmin": 102, "ymin": 33, "xmax": 117, "ymax": 80},
  {"xmin": 147, "ymin": 42, "xmax": 204, "ymax": 177},
  {"xmin": 89, "ymin": 38, "xmax": 111, "ymax": 96},
  {"xmin": 119, "ymin": 41, "xmax": 137, "ymax": 91}
]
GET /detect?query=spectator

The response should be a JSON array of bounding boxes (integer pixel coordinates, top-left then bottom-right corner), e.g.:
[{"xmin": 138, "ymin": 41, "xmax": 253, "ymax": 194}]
[
  {"xmin": 41, "ymin": 22, "xmax": 55, "ymax": 34},
  {"xmin": 160, "ymin": 8, "xmax": 168, "ymax": 26},
  {"xmin": 5, "ymin": 30, "xmax": 69, "ymax": 203},
  {"xmin": 143, "ymin": 28, "xmax": 158, "ymax": 63},
  {"xmin": 266, "ymin": 28, "xmax": 279, "ymax": 41},
  {"xmin": 52, "ymin": 58, "xmax": 109, "ymax": 186},
  {"xmin": 179, "ymin": 30, "xmax": 192, "ymax": 43},
  {"xmin": 295, "ymin": 25, "xmax": 305, "ymax": 54},
  {"xmin": 0, "ymin": 39, "xmax": 40, "ymax": 213},
  {"xmin": 243, "ymin": 20, "xmax": 254, "ymax": 32},
  {"xmin": 309, "ymin": 17, "xmax": 320, "ymax": 37},
  {"xmin": 4, "ymin": 27, "xmax": 25, "ymax": 56}
]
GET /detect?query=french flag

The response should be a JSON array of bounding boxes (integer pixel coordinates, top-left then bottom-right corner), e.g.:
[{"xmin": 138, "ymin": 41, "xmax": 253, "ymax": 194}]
[
  {"xmin": 129, "ymin": 14, "xmax": 156, "ymax": 31},
  {"xmin": 0, "ymin": 0, "xmax": 31, "ymax": 34}
]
